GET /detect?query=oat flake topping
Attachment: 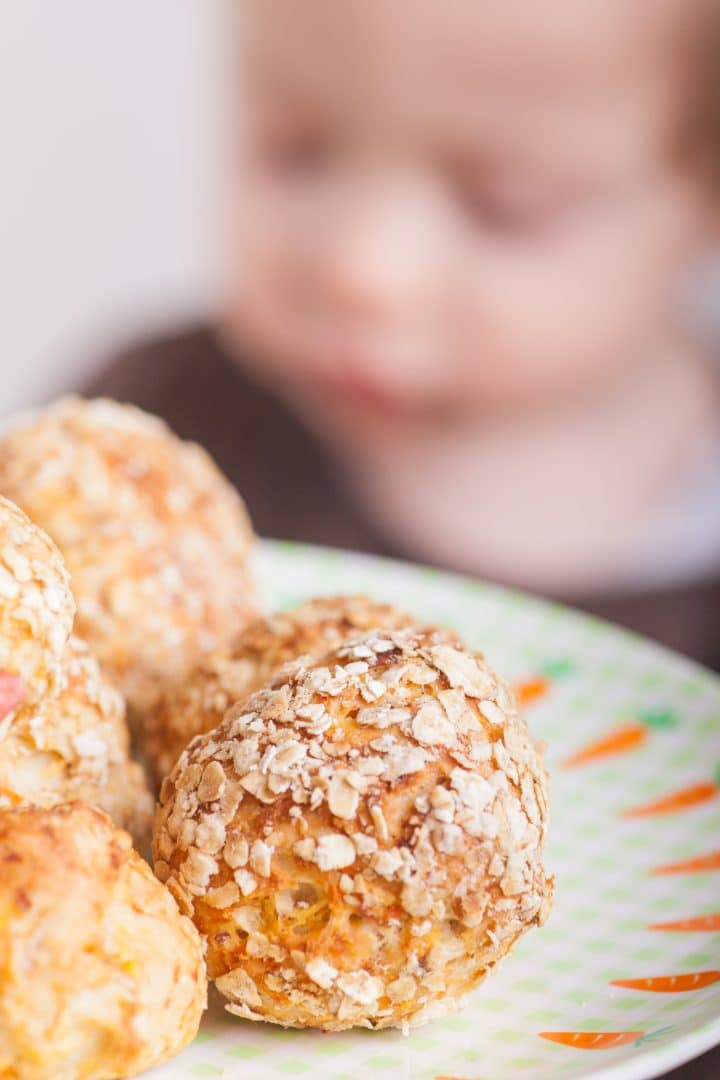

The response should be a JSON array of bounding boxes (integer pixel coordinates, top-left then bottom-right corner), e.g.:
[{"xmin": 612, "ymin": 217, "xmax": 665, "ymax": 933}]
[
  {"xmin": 143, "ymin": 594, "xmax": 431, "ymax": 782},
  {"xmin": 154, "ymin": 628, "xmax": 553, "ymax": 1031},
  {"xmin": 0, "ymin": 398, "xmax": 257, "ymax": 715},
  {"xmin": 0, "ymin": 497, "xmax": 153, "ymax": 844}
]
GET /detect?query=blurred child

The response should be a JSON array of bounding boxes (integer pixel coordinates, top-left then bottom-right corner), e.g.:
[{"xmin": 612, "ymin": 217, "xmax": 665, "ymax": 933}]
[{"xmin": 88, "ymin": 0, "xmax": 720, "ymax": 663}]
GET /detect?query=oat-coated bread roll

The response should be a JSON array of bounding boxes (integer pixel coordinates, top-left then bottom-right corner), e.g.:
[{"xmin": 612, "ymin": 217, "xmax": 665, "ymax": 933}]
[
  {"xmin": 0, "ymin": 803, "xmax": 206, "ymax": 1080},
  {"xmin": 0, "ymin": 636, "xmax": 153, "ymax": 847},
  {"xmin": 154, "ymin": 629, "xmax": 553, "ymax": 1031},
  {"xmin": 0, "ymin": 397, "xmax": 257, "ymax": 715},
  {"xmin": 0, "ymin": 495, "xmax": 74, "ymax": 710},
  {"xmin": 0, "ymin": 497, "xmax": 152, "ymax": 844},
  {"xmin": 144, "ymin": 595, "xmax": 424, "ymax": 782}
]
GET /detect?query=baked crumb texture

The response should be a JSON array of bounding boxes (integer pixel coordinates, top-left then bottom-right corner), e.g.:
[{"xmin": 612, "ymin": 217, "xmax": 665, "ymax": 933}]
[
  {"xmin": 0, "ymin": 397, "xmax": 257, "ymax": 716},
  {"xmin": 0, "ymin": 497, "xmax": 153, "ymax": 845},
  {"xmin": 0, "ymin": 635, "xmax": 153, "ymax": 847},
  {"xmin": 0, "ymin": 804, "xmax": 206, "ymax": 1080},
  {"xmin": 0, "ymin": 494, "xmax": 74, "ymax": 707},
  {"xmin": 154, "ymin": 629, "xmax": 553, "ymax": 1031},
  {"xmin": 144, "ymin": 595, "xmax": 433, "ymax": 782}
]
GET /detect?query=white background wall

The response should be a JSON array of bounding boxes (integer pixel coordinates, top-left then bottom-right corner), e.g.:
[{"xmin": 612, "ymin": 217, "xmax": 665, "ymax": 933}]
[{"xmin": 0, "ymin": 0, "xmax": 226, "ymax": 417}]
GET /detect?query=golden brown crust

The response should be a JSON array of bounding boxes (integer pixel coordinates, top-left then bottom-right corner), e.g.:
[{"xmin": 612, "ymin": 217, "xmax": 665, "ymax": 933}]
[
  {"xmin": 154, "ymin": 630, "xmax": 553, "ymax": 1031},
  {"xmin": 144, "ymin": 595, "xmax": 426, "ymax": 783},
  {"xmin": 0, "ymin": 637, "xmax": 153, "ymax": 847},
  {"xmin": 0, "ymin": 803, "xmax": 206, "ymax": 1080},
  {"xmin": 0, "ymin": 397, "xmax": 257, "ymax": 714},
  {"xmin": 0, "ymin": 496, "xmax": 74, "ymax": 710}
]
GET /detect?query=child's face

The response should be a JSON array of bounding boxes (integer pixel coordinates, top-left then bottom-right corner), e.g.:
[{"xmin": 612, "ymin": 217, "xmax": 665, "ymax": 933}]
[{"xmin": 226, "ymin": 0, "xmax": 711, "ymax": 428}]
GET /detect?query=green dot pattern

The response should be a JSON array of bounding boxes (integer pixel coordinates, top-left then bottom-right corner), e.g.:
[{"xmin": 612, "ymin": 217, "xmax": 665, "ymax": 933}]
[{"xmin": 148, "ymin": 541, "xmax": 720, "ymax": 1080}]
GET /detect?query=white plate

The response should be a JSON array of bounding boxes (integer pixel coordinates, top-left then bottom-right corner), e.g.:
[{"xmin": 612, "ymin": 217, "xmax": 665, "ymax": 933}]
[{"xmin": 152, "ymin": 541, "xmax": 720, "ymax": 1080}]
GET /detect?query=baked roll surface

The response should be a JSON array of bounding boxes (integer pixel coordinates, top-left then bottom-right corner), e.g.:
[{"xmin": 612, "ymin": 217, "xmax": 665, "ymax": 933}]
[{"xmin": 155, "ymin": 629, "xmax": 553, "ymax": 1030}]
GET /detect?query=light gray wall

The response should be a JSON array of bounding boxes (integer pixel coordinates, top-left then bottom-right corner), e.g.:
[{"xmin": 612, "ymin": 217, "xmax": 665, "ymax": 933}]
[{"xmin": 0, "ymin": 0, "xmax": 227, "ymax": 416}]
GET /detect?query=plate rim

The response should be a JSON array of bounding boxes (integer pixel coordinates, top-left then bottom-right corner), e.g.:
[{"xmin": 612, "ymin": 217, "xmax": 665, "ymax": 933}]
[
  {"xmin": 584, "ymin": 1020, "xmax": 720, "ymax": 1080},
  {"xmin": 258, "ymin": 538, "xmax": 720, "ymax": 691},
  {"xmin": 253, "ymin": 539, "xmax": 720, "ymax": 1080}
]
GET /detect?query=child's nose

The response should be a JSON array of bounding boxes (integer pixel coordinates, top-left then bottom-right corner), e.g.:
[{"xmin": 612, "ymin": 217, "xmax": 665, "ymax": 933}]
[{"xmin": 319, "ymin": 176, "xmax": 436, "ymax": 319}]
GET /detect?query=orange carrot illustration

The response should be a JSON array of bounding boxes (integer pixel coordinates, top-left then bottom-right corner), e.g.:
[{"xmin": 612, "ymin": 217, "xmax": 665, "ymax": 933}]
[
  {"xmin": 539, "ymin": 1031, "xmax": 644, "ymax": 1050},
  {"xmin": 515, "ymin": 658, "xmax": 575, "ymax": 707},
  {"xmin": 652, "ymin": 850, "xmax": 720, "ymax": 876},
  {"xmin": 623, "ymin": 767, "xmax": 720, "ymax": 819},
  {"xmin": 516, "ymin": 677, "xmax": 551, "ymax": 707},
  {"xmin": 611, "ymin": 971, "xmax": 720, "ymax": 993},
  {"xmin": 650, "ymin": 913, "xmax": 720, "ymax": 932},
  {"xmin": 563, "ymin": 709, "xmax": 676, "ymax": 769},
  {"xmin": 540, "ymin": 1027, "xmax": 676, "ymax": 1051}
]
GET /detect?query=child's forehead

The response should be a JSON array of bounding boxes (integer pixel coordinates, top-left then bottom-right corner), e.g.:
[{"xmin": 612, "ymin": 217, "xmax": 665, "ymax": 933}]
[
  {"xmin": 242, "ymin": 0, "xmax": 701, "ymax": 175},
  {"xmin": 243, "ymin": 0, "xmax": 693, "ymax": 92}
]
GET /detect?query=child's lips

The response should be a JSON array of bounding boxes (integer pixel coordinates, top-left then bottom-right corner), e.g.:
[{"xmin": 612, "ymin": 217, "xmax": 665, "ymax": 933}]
[{"xmin": 301, "ymin": 367, "xmax": 419, "ymax": 419}]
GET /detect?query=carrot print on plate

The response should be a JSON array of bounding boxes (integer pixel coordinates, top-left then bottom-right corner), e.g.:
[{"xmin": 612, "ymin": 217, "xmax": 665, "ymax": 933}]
[
  {"xmin": 539, "ymin": 1031, "xmax": 644, "ymax": 1050},
  {"xmin": 112, "ymin": 541, "xmax": 720, "ymax": 1080},
  {"xmin": 563, "ymin": 708, "xmax": 676, "ymax": 768},
  {"xmin": 622, "ymin": 765, "xmax": 720, "ymax": 818},
  {"xmin": 540, "ymin": 1027, "xmax": 675, "ymax": 1051},
  {"xmin": 649, "ymin": 913, "xmax": 720, "ymax": 932},
  {"xmin": 611, "ymin": 972, "xmax": 720, "ymax": 992},
  {"xmin": 515, "ymin": 676, "xmax": 551, "ymax": 707},
  {"xmin": 515, "ymin": 658, "xmax": 574, "ymax": 706},
  {"xmin": 651, "ymin": 850, "xmax": 720, "ymax": 876}
]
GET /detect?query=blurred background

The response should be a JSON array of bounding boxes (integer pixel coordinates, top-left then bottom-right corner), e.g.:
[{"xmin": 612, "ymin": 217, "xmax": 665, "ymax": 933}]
[
  {"xmin": 1, "ymin": 0, "xmax": 718, "ymax": 671},
  {"xmin": 0, "ymin": 0, "xmax": 225, "ymax": 413}
]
